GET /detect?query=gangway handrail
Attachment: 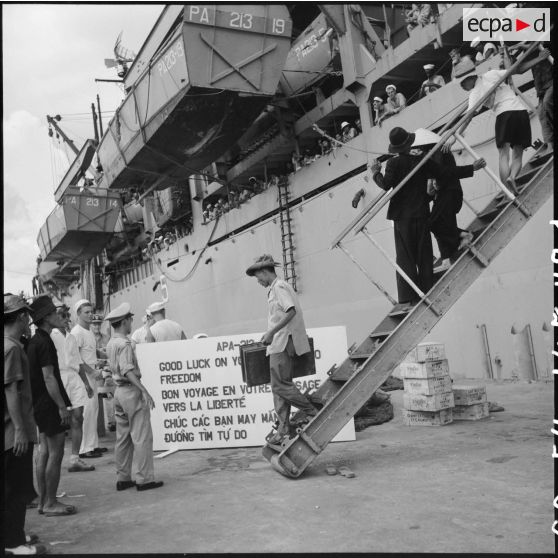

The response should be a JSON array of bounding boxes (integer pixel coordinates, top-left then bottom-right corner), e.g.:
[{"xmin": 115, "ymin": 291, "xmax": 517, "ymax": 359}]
[
  {"xmin": 330, "ymin": 40, "xmax": 540, "ymax": 248},
  {"xmin": 329, "ymin": 97, "xmax": 469, "ymax": 249}
]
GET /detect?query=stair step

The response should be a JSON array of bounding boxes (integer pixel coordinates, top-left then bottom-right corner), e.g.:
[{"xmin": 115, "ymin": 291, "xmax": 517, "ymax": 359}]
[
  {"xmin": 370, "ymin": 331, "xmax": 392, "ymax": 339},
  {"xmin": 388, "ymin": 303, "xmax": 415, "ymax": 317},
  {"xmin": 526, "ymin": 150, "xmax": 553, "ymax": 168},
  {"xmin": 478, "ymin": 204, "xmax": 500, "ymax": 220},
  {"xmin": 349, "ymin": 353, "xmax": 374, "ymax": 360},
  {"xmin": 515, "ymin": 167, "xmax": 539, "ymax": 186}
]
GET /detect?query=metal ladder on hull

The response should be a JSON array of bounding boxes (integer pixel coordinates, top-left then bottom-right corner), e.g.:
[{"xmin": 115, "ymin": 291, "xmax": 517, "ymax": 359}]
[
  {"xmin": 262, "ymin": 148, "xmax": 553, "ymax": 478},
  {"xmin": 277, "ymin": 176, "xmax": 298, "ymax": 291}
]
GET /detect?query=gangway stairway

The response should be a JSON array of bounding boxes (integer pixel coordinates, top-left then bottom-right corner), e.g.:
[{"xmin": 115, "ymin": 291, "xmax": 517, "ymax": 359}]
[{"xmin": 262, "ymin": 147, "xmax": 554, "ymax": 478}]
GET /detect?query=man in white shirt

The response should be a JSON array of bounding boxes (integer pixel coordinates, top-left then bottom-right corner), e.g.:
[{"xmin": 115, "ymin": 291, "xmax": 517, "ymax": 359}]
[
  {"xmin": 246, "ymin": 255, "xmax": 318, "ymax": 445},
  {"xmin": 51, "ymin": 305, "xmax": 95, "ymax": 472},
  {"xmin": 131, "ymin": 313, "xmax": 154, "ymax": 346},
  {"xmin": 71, "ymin": 299, "xmax": 107, "ymax": 458},
  {"xmin": 459, "ymin": 67, "xmax": 531, "ymax": 190},
  {"xmin": 145, "ymin": 302, "xmax": 186, "ymax": 342},
  {"xmin": 419, "ymin": 64, "xmax": 445, "ymax": 98}
]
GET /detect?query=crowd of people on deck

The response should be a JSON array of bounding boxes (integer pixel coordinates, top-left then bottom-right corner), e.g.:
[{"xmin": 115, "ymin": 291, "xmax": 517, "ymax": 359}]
[
  {"xmin": 202, "ymin": 175, "xmax": 283, "ymax": 224},
  {"xmin": 4, "ymin": 296, "xmax": 188, "ymax": 554}
]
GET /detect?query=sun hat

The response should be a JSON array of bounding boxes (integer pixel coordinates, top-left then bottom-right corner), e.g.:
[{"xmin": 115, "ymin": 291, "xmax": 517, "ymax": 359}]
[
  {"xmin": 29, "ymin": 295, "xmax": 57, "ymax": 324},
  {"xmin": 411, "ymin": 128, "xmax": 442, "ymax": 147},
  {"xmin": 4, "ymin": 293, "xmax": 31, "ymax": 315},
  {"xmin": 388, "ymin": 127, "xmax": 416, "ymax": 154},
  {"xmin": 245, "ymin": 254, "xmax": 281, "ymax": 277}
]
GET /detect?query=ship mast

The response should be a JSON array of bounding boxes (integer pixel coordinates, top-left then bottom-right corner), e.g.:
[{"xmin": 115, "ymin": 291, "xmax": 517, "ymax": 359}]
[{"xmin": 46, "ymin": 114, "xmax": 79, "ymax": 156}]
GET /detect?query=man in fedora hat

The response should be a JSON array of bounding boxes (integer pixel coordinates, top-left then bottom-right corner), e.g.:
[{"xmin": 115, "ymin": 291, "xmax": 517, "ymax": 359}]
[
  {"xmin": 105, "ymin": 303, "xmax": 163, "ymax": 492},
  {"xmin": 371, "ymin": 127, "xmax": 482, "ymax": 305},
  {"xmin": 71, "ymin": 299, "xmax": 106, "ymax": 459},
  {"xmin": 4, "ymin": 294, "xmax": 48, "ymax": 554},
  {"xmin": 51, "ymin": 304, "xmax": 95, "ymax": 473},
  {"xmin": 246, "ymin": 255, "xmax": 319, "ymax": 445},
  {"xmin": 145, "ymin": 301, "xmax": 186, "ymax": 343},
  {"xmin": 26, "ymin": 295, "xmax": 77, "ymax": 517},
  {"xmin": 419, "ymin": 64, "xmax": 445, "ymax": 98}
]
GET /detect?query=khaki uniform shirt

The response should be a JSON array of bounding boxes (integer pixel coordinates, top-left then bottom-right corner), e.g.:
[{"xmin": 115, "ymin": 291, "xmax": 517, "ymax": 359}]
[
  {"xmin": 106, "ymin": 333, "xmax": 141, "ymax": 385},
  {"xmin": 266, "ymin": 278, "xmax": 310, "ymax": 356}
]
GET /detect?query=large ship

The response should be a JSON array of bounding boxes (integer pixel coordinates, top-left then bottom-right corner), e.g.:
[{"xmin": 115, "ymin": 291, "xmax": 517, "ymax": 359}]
[{"xmin": 35, "ymin": 1, "xmax": 553, "ymax": 401}]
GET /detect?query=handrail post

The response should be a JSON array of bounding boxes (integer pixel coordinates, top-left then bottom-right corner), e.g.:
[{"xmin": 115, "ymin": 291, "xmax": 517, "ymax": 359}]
[
  {"xmin": 360, "ymin": 227, "xmax": 425, "ymax": 301},
  {"xmin": 453, "ymin": 132, "xmax": 516, "ymax": 200},
  {"xmin": 337, "ymin": 242, "xmax": 398, "ymax": 306},
  {"xmin": 332, "ymin": 40, "xmax": 540, "ymax": 241}
]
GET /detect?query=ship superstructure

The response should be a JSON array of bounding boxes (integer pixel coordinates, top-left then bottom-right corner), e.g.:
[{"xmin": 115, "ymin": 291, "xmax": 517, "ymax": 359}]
[{"xmin": 36, "ymin": 2, "xmax": 553, "ymax": 400}]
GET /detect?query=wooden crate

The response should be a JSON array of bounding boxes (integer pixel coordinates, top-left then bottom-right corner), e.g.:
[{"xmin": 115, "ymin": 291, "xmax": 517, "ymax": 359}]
[
  {"xmin": 399, "ymin": 359, "xmax": 450, "ymax": 379},
  {"xmin": 403, "ymin": 375, "xmax": 453, "ymax": 396},
  {"xmin": 405, "ymin": 342, "xmax": 446, "ymax": 363},
  {"xmin": 402, "ymin": 408, "xmax": 453, "ymax": 426},
  {"xmin": 452, "ymin": 384, "xmax": 487, "ymax": 406},
  {"xmin": 452, "ymin": 402, "xmax": 490, "ymax": 421},
  {"xmin": 403, "ymin": 391, "xmax": 455, "ymax": 412}
]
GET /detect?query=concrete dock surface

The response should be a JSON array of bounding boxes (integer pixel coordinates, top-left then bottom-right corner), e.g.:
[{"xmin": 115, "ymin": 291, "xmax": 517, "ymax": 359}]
[{"xmin": 25, "ymin": 381, "xmax": 554, "ymax": 554}]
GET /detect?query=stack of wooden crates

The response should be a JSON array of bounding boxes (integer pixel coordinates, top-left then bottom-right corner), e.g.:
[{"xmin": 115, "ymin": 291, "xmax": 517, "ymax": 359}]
[
  {"xmin": 400, "ymin": 342, "xmax": 490, "ymax": 426},
  {"xmin": 451, "ymin": 384, "xmax": 489, "ymax": 420},
  {"xmin": 401, "ymin": 342, "xmax": 454, "ymax": 426}
]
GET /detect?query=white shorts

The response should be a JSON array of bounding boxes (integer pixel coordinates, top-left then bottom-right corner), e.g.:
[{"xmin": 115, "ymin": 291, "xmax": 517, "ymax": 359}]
[{"xmin": 60, "ymin": 371, "xmax": 89, "ymax": 410}]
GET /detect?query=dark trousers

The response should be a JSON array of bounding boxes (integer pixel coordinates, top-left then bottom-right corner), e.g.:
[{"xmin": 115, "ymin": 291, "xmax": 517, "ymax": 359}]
[
  {"xmin": 429, "ymin": 189, "xmax": 463, "ymax": 259},
  {"xmin": 269, "ymin": 337, "xmax": 315, "ymax": 432},
  {"xmin": 4, "ymin": 445, "xmax": 37, "ymax": 548},
  {"xmin": 393, "ymin": 218, "xmax": 433, "ymax": 303}
]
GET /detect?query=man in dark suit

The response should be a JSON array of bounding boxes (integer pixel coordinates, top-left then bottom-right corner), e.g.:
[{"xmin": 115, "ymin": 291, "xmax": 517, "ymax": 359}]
[{"xmin": 371, "ymin": 127, "xmax": 485, "ymax": 305}]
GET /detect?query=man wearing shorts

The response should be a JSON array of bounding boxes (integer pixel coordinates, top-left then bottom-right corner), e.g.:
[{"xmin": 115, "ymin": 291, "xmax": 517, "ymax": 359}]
[
  {"xmin": 459, "ymin": 67, "xmax": 531, "ymax": 191},
  {"xmin": 51, "ymin": 305, "xmax": 95, "ymax": 473},
  {"xmin": 26, "ymin": 295, "xmax": 76, "ymax": 516}
]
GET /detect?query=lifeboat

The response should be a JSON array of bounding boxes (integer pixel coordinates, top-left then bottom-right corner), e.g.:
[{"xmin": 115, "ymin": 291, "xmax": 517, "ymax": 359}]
[
  {"xmin": 37, "ymin": 187, "xmax": 121, "ymax": 264},
  {"xmin": 96, "ymin": 4, "xmax": 292, "ymax": 191}
]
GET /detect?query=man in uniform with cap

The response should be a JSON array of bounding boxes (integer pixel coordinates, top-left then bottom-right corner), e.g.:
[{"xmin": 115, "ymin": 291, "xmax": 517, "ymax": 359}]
[
  {"xmin": 246, "ymin": 255, "xmax": 319, "ymax": 445},
  {"xmin": 449, "ymin": 48, "xmax": 475, "ymax": 81},
  {"xmin": 26, "ymin": 295, "xmax": 77, "ymax": 516},
  {"xmin": 370, "ymin": 127, "xmax": 484, "ymax": 305},
  {"xmin": 51, "ymin": 305, "xmax": 95, "ymax": 473},
  {"xmin": 4, "ymin": 294, "xmax": 48, "ymax": 554},
  {"xmin": 71, "ymin": 299, "xmax": 107, "ymax": 458},
  {"xmin": 145, "ymin": 301, "xmax": 186, "ymax": 343},
  {"xmin": 385, "ymin": 84, "xmax": 406, "ymax": 116},
  {"xmin": 105, "ymin": 303, "xmax": 163, "ymax": 492},
  {"xmin": 341, "ymin": 121, "xmax": 358, "ymax": 142},
  {"xmin": 419, "ymin": 64, "xmax": 445, "ymax": 98}
]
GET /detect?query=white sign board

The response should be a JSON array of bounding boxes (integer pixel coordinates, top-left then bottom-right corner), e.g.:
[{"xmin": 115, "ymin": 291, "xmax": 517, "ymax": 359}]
[{"xmin": 136, "ymin": 326, "xmax": 355, "ymax": 450}]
